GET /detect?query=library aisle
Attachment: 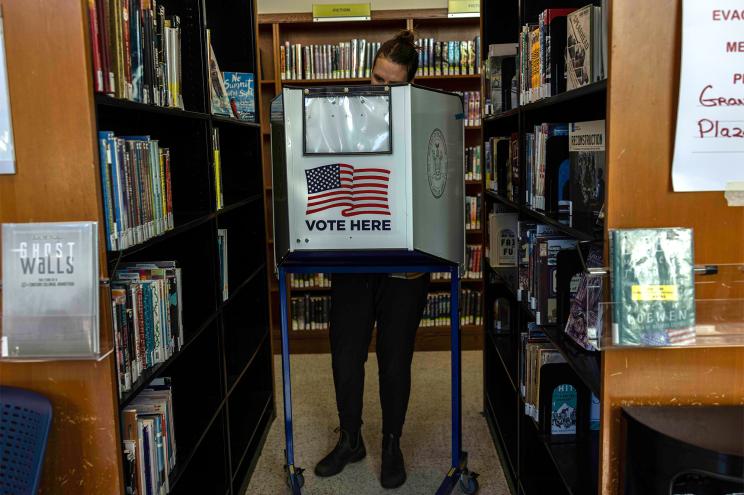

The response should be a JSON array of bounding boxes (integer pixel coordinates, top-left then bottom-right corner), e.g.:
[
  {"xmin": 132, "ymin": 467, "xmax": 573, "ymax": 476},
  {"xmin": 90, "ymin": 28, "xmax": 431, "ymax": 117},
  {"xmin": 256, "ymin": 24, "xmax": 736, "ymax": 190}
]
[{"xmin": 246, "ymin": 352, "xmax": 508, "ymax": 494}]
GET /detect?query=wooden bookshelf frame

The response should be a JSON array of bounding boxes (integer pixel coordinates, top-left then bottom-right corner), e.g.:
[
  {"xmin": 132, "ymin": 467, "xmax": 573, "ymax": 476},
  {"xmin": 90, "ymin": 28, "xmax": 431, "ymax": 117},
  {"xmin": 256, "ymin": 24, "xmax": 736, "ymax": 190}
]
[
  {"xmin": 258, "ymin": 8, "xmax": 486, "ymax": 354},
  {"xmin": 0, "ymin": 1, "xmax": 273, "ymax": 493},
  {"xmin": 481, "ymin": 1, "xmax": 744, "ymax": 495}
]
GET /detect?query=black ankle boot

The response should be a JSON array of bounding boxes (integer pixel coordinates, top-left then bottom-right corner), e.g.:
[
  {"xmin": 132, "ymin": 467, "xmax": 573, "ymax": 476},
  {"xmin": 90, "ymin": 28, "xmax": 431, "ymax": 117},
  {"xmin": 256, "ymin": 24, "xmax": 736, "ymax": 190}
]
[
  {"xmin": 381, "ymin": 433, "xmax": 406, "ymax": 489},
  {"xmin": 314, "ymin": 429, "xmax": 366, "ymax": 477}
]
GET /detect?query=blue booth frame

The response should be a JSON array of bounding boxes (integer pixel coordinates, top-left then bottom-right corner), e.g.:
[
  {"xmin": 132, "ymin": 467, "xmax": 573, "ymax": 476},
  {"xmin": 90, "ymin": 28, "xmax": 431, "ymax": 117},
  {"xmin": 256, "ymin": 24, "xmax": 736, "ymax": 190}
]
[{"xmin": 276, "ymin": 250, "xmax": 479, "ymax": 494}]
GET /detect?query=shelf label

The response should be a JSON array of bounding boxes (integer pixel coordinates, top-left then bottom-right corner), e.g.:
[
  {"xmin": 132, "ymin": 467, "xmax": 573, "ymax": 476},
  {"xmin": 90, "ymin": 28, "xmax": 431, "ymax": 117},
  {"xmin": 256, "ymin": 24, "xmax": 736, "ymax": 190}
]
[
  {"xmin": 672, "ymin": 0, "xmax": 744, "ymax": 191},
  {"xmin": 448, "ymin": 0, "xmax": 479, "ymax": 16},
  {"xmin": 312, "ymin": 3, "xmax": 371, "ymax": 21}
]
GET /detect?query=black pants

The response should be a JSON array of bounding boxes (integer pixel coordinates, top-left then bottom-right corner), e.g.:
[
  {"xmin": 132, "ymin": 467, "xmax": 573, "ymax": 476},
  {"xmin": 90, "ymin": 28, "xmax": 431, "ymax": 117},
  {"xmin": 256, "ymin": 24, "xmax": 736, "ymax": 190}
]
[{"xmin": 329, "ymin": 273, "xmax": 430, "ymax": 437}]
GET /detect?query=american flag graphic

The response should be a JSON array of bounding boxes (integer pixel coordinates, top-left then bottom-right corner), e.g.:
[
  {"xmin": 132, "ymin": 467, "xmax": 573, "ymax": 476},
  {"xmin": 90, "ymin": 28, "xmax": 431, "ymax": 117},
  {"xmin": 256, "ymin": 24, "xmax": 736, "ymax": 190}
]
[{"xmin": 305, "ymin": 163, "xmax": 391, "ymax": 216}]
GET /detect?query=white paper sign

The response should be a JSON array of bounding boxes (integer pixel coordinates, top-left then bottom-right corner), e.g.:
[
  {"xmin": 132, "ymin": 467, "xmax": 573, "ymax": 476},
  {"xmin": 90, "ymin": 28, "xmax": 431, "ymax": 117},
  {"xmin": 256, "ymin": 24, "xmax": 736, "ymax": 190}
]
[
  {"xmin": 672, "ymin": 1, "xmax": 744, "ymax": 192},
  {"xmin": 0, "ymin": 10, "xmax": 15, "ymax": 175}
]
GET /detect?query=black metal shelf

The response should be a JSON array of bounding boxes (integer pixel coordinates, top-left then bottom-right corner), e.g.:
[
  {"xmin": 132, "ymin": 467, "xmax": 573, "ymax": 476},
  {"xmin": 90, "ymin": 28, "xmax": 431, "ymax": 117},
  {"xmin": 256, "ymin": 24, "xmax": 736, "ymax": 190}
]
[
  {"xmin": 485, "ymin": 190, "xmax": 600, "ymax": 242},
  {"xmin": 229, "ymin": 393, "xmax": 273, "ymax": 482},
  {"xmin": 118, "ymin": 312, "xmax": 220, "ymax": 409},
  {"xmin": 521, "ymin": 80, "xmax": 607, "ymax": 114},
  {"xmin": 487, "ymin": 329, "xmax": 518, "ymax": 392},
  {"xmin": 211, "ymin": 114, "xmax": 261, "ymax": 128},
  {"xmin": 95, "ymin": 93, "xmax": 210, "ymax": 120},
  {"xmin": 107, "ymin": 213, "xmax": 216, "ymax": 263},
  {"xmin": 483, "ymin": 107, "xmax": 520, "ymax": 124},
  {"xmin": 217, "ymin": 194, "xmax": 263, "ymax": 217},
  {"xmin": 485, "ymin": 189, "xmax": 520, "ymax": 210},
  {"xmin": 484, "ymin": 391, "xmax": 519, "ymax": 492},
  {"xmin": 541, "ymin": 326, "xmax": 601, "ymax": 397},
  {"xmin": 482, "ymin": 80, "xmax": 607, "ymax": 125},
  {"xmin": 541, "ymin": 432, "xmax": 600, "ymax": 495}
]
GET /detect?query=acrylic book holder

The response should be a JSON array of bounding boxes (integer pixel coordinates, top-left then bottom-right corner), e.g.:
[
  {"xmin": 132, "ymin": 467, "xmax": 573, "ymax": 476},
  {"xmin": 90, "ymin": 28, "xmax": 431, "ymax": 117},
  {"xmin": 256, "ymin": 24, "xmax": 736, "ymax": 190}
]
[{"xmin": 570, "ymin": 263, "xmax": 744, "ymax": 350}]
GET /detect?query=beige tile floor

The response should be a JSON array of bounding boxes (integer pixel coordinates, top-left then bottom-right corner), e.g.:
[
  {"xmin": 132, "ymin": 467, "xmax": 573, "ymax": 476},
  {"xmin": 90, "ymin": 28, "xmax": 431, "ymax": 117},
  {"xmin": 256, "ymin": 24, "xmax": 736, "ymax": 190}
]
[{"xmin": 245, "ymin": 351, "xmax": 508, "ymax": 495}]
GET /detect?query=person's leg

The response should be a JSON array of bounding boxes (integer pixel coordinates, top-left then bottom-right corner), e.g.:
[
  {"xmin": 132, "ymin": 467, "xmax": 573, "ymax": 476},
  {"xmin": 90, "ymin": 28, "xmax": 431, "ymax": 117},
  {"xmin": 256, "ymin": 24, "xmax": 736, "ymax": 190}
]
[
  {"xmin": 315, "ymin": 273, "xmax": 376, "ymax": 477},
  {"xmin": 375, "ymin": 274, "xmax": 430, "ymax": 488},
  {"xmin": 330, "ymin": 273, "xmax": 376, "ymax": 432}
]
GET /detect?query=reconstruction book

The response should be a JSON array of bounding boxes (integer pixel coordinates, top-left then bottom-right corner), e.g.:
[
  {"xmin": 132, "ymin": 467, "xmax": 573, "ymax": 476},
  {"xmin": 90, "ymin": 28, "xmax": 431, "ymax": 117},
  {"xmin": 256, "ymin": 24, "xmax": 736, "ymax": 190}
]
[
  {"xmin": 1, "ymin": 222, "xmax": 99, "ymax": 357},
  {"xmin": 610, "ymin": 228, "xmax": 696, "ymax": 346},
  {"xmin": 569, "ymin": 120, "xmax": 605, "ymax": 231}
]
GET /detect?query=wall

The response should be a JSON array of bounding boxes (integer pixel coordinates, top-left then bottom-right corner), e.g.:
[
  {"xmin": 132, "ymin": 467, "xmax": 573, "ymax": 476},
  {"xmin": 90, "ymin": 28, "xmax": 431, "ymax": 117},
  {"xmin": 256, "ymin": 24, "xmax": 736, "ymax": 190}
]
[{"xmin": 258, "ymin": 0, "xmax": 446, "ymax": 14}]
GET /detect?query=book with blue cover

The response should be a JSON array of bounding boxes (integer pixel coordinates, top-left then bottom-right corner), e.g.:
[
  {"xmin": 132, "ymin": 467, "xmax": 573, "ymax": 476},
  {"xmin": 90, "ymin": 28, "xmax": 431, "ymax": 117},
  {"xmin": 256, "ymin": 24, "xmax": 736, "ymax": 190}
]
[{"xmin": 223, "ymin": 71, "xmax": 256, "ymax": 121}]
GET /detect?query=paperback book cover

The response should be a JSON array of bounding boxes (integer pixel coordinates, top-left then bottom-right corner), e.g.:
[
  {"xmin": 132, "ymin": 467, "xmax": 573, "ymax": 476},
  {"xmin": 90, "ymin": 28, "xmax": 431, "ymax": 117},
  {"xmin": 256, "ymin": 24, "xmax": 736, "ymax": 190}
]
[
  {"xmin": 536, "ymin": 237, "xmax": 578, "ymax": 325},
  {"xmin": 566, "ymin": 5, "xmax": 592, "ymax": 90},
  {"xmin": 565, "ymin": 245, "xmax": 603, "ymax": 350},
  {"xmin": 610, "ymin": 228, "xmax": 696, "ymax": 346},
  {"xmin": 551, "ymin": 383, "xmax": 577, "ymax": 435},
  {"xmin": 222, "ymin": 72, "xmax": 255, "ymax": 120},
  {"xmin": 569, "ymin": 120, "xmax": 605, "ymax": 231},
  {"xmin": 1, "ymin": 222, "xmax": 100, "ymax": 357}
]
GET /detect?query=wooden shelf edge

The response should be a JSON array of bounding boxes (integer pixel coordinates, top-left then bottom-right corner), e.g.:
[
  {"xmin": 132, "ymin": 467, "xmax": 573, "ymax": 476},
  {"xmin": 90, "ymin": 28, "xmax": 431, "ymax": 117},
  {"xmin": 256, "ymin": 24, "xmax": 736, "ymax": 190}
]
[{"xmin": 259, "ymin": 8, "xmax": 470, "ymax": 24}]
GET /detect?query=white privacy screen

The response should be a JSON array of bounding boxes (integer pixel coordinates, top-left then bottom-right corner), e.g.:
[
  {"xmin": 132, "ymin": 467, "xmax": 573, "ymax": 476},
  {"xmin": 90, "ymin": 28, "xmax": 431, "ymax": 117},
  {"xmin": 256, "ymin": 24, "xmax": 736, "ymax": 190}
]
[{"xmin": 304, "ymin": 94, "xmax": 391, "ymax": 154}]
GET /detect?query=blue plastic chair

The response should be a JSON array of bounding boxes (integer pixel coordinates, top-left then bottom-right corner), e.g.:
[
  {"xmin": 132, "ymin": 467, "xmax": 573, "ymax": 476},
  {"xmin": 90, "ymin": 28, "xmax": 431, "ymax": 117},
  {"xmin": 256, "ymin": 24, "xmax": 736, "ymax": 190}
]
[{"xmin": 0, "ymin": 386, "xmax": 52, "ymax": 495}]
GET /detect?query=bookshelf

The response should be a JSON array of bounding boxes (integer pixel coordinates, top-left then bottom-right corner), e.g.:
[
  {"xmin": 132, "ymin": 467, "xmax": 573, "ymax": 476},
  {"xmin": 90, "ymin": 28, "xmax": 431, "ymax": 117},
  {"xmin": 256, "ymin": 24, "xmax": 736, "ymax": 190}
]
[
  {"xmin": 481, "ymin": 2, "xmax": 744, "ymax": 495},
  {"xmin": 258, "ymin": 8, "xmax": 485, "ymax": 354},
  {"xmin": 0, "ymin": 0, "xmax": 273, "ymax": 493}
]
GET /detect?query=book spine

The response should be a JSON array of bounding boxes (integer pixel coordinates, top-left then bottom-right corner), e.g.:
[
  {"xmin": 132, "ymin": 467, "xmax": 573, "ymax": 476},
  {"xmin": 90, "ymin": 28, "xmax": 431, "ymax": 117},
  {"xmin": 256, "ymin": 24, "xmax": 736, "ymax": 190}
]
[
  {"xmin": 114, "ymin": 0, "xmax": 128, "ymax": 98},
  {"xmin": 130, "ymin": 0, "xmax": 143, "ymax": 102},
  {"xmin": 141, "ymin": 2, "xmax": 153, "ymax": 104},
  {"xmin": 213, "ymin": 128, "xmax": 223, "ymax": 210},
  {"xmin": 98, "ymin": 132, "xmax": 117, "ymax": 250},
  {"xmin": 107, "ymin": 133, "xmax": 125, "ymax": 250},
  {"xmin": 88, "ymin": 0, "xmax": 104, "ymax": 92},
  {"xmin": 96, "ymin": 0, "xmax": 114, "ymax": 93},
  {"xmin": 162, "ymin": 149, "xmax": 173, "ymax": 230},
  {"xmin": 359, "ymin": 39, "xmax": 366, "ymax": 81},
  {"xmin": 149, "ymin": 141, "xmax": 162, "ymax": 234},
  {"xmin": 158, "ymin": 144, "xmax": 166, "ymax": 233},
  {"xmin": 152, "ymin": 1, "xmax": 163, "ymax": 106}
]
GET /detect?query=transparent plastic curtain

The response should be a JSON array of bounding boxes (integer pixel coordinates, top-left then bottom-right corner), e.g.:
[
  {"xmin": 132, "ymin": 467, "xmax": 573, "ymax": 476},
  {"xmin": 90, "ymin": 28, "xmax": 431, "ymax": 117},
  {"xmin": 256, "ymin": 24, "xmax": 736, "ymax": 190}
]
[{"xmin": 304, "ymin": 94, "xmax": 391, "ymax": 154}]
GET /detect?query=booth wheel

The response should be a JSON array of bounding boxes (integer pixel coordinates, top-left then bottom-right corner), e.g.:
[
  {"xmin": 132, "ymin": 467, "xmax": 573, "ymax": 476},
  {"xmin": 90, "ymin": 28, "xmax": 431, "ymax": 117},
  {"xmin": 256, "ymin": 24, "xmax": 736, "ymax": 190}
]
[
  {"xmin": 458, "ymin": 470, "xmax": 479, "ymax": 494},
  {"xmin": 286, "ymin": 471, "xmax": 304, "ymax": 488},
  {"xmin": 284, "ymin": 465, "xmax": 305, "ymax": 489}
]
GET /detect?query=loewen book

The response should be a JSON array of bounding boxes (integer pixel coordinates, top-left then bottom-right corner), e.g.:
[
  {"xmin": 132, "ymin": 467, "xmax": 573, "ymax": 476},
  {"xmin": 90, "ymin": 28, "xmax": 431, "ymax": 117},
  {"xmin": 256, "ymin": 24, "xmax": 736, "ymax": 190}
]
[{"xmin": 610, "ymin": 228, "xmax": 696, "ymax": 346}]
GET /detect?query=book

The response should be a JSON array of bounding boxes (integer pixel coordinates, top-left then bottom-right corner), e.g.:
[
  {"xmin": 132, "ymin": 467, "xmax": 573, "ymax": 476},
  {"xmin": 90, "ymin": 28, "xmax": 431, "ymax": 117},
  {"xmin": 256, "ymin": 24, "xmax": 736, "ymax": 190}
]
[
  {"xmin": 208, "ymin": 30, "xmax": 231, "ymax": 116},
  {"xmin": 536, "ymin": 237, "xmax": 578, "ymax": 326},
  {"xmin": 610, "ymin": 228, "xmax": 696, "ymax": 346},
  {"xmin": 488, "ymin": 212, "xmax": 518, "ymax": 267},
  {"xmin": 112, "ymin": 262, "xmax": 183, "ymax": 393},
  {"xmin": 1, "ymin": 222, "xmax": 99, "ymax": 358},
  {"xmin": 569, "ymin": 120, "xmax": 605, "ymax": 231},
  {"xmin": 566, "ymin": 4, "xmax": 603, "ymax": 90},
  {"xmin": 551, "ymin": 383, "xmax": 577, "ymax": 435},
  {"xmin": 88, "ymin": 0, "xmax": 182, "ymax": 106},
  {"xmin": 212, "ymin": 128, "xmax": 224, "ymax": 210},
  {"xmin": 565, "ymin": 246, "xmax": 604, "ymax": 350},
  {"xmin": 218, "ymin": 229, "xmax": 228, "ymax": 301}
]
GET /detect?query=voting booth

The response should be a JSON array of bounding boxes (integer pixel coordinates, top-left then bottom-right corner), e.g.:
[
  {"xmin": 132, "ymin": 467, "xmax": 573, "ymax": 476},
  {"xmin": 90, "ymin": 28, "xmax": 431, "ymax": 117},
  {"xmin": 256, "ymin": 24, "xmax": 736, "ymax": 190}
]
[
  {"xmin": 269, "ymin": 84, "xmax": 478, "ymax": 495},
  {"xmin": 271, "ymin": 84, "xmax": 465, "ymax": 267}
]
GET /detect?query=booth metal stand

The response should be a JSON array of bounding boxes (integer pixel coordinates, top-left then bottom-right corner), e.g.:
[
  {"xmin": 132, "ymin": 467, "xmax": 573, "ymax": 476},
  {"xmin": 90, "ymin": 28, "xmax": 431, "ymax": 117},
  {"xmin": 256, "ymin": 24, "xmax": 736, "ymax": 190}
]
[{"xmin": 277, "ymin": 251, "xmax": 479, "ymax": 494}]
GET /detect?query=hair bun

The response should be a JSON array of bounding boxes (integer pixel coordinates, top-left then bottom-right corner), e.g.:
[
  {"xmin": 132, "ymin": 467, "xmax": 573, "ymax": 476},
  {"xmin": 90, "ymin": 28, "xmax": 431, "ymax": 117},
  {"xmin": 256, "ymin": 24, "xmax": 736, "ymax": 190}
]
[{"xmin": 394, "ymin": 29, "xmax": 416, "ymax": 46}]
